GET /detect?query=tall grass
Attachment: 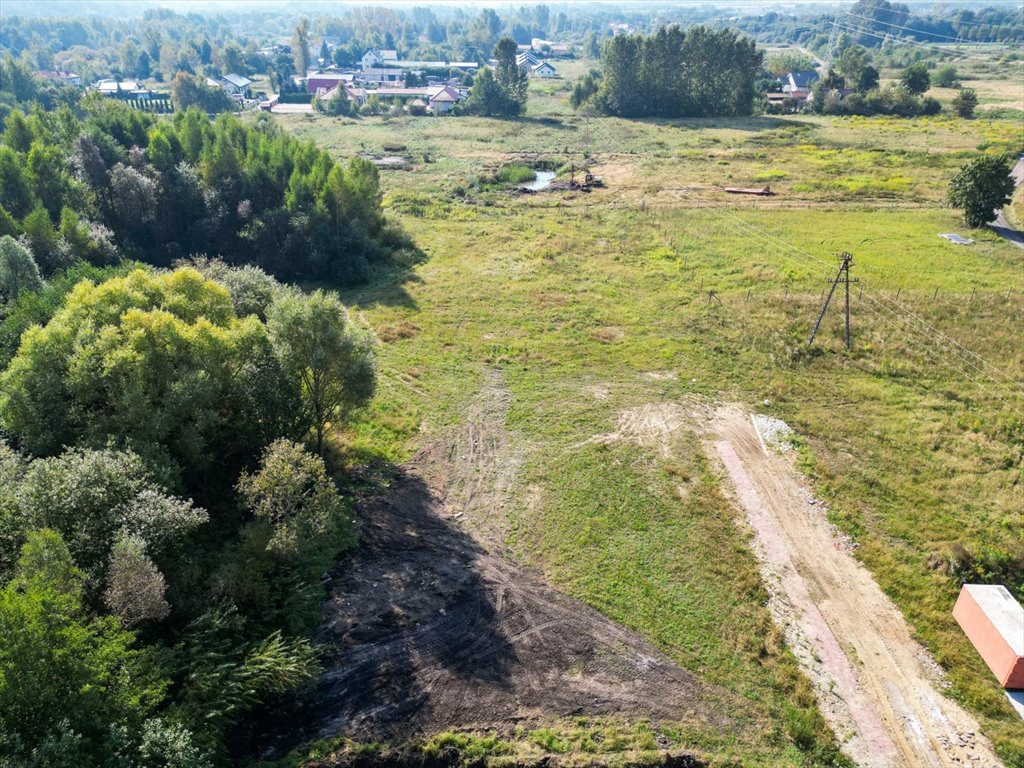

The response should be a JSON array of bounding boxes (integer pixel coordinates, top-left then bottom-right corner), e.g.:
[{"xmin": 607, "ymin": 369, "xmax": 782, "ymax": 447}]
[{"xmin": 496, "ymin": 163, "xmax": 537, "ymax": 184}]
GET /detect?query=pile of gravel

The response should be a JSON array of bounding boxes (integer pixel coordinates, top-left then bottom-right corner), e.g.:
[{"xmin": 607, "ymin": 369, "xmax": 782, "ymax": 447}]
[{"xmin": 753, "ymin": 414, "xmax": 794, "ymax": 452}]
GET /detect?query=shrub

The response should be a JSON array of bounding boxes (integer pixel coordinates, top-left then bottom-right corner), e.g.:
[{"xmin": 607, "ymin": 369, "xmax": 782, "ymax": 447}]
[
  {"xmin": 933, "ymin": 66, "xmax": 960, "ymax": 88},
  {"xmin": 952, "ymin": 88, "xmax": 978, "ymax": 119}
]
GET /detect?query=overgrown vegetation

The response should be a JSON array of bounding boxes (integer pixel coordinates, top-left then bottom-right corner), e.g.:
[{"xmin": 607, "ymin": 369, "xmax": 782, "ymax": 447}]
[
  {"xmin": 0, "ymin": 261, "xmax": 376, "ymax": 765},
  {"xmin": 0, "ymin": 99, "xmax": 408, "ymax": 285}
]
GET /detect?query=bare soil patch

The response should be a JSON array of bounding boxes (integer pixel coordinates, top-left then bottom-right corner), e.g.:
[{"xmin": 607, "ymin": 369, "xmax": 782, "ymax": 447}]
[
  {"xmin": 246, "ymin": 379, "xmax": 738, "ymax": 758},
  {"xmin": 585, "ymin": 402, "xmax": 695, "ymax": 458},
  {"xmin": 708, "ymin": 406, "xmax": 1001, "ymax": 768}
]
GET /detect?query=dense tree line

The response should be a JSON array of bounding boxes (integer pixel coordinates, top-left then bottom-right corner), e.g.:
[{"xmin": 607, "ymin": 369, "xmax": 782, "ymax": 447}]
[
  {"xmin": 588, "ymin": 26, "xmax": 762, "ymax": 118},
  {"xmin": 0, "ymin": 259, "xmax": 376, "ymax": 765},
  {"xmin": 0, "ymin": 98, "xmax": 409, "ymax": 284}
]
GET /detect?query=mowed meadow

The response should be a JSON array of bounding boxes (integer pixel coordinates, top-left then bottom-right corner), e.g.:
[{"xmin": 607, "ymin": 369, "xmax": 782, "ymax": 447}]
[{"xmin": 274, "ymin": 59, "xmax": 1024, "ymax": 765}]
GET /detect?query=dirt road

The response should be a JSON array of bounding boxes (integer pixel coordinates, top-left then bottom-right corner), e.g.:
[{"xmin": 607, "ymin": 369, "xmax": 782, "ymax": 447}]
[{"xmin": 710, "ymin": 407, "xmax": 1001, "ymax": 768}]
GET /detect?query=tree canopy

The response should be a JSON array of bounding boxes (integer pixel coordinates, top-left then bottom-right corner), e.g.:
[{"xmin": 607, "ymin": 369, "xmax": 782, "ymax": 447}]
[
  {"xmin": 268, "ymin": 288, "xmax": 376, "ymax": 455},
  {"xmin": 948, "ymin": 154, "xmax": 1015, "ymax": 228},
  {"xmin": 0, "ymin": 101, "xmax": 403, "ymax": 285},
  {"xmin": 0, "ymin": 261, "xmax": 375, "ymax": 765},
  {"xmin": 0, "ymin": 268, "xmax": 298, "ymax": 484}
]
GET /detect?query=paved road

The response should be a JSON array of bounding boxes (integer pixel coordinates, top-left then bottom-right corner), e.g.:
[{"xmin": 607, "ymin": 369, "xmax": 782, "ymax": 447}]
[{"xmin": 990, "ymin": 154, "xmax": 1024, "ymax": 250}]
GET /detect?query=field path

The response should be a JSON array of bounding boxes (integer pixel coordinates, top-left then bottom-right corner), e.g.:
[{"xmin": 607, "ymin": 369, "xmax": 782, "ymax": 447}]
[{"xmin": 710, "ymin": 407, "xmax": 1001, "ymax": 768}]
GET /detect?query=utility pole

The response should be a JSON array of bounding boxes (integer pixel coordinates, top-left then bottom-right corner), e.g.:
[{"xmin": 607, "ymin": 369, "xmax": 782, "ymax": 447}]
[{"xmin": 808, "ymin": 252, "xmax": 858, "ymax": 350}]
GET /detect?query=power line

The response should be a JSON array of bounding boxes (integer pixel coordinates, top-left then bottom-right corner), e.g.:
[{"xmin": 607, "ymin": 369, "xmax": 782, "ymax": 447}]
[
  {"xmin": 830, "ymin": 20, "xmax": 1019, "ymax": 62},
  {"xmin": 705, "ymin": 197, "xmax": 1024, "ymax": 395},
  {"xmin": 797, "ymin": 17, "xmax": 1024, "ymax": 64},
  {"xmin": 671, "ymin": 190, "xmax": 1024, "ymax": 403},
  {"xmin": 903, "ymin": 12, "xmax": 1024, "ymax": 32},
  {"xmin": 842, "ymin": 11, "xmax": 969, "ymax": 43}
]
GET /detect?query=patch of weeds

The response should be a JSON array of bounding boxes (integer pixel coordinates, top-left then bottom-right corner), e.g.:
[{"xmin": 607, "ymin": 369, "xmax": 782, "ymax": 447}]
[
  {"xmin": 497, "ymin": 163, "xmax": 537, "ymax": 184},
  {"xmin": 528, "ymin": 728, "xmax": 570, "ymax": 754},
  {"xmin": 421, "ymin": 731, "xmax": 515, "ymax": 760},
  {"xmin": 377, "ymin": 321, "xmax": 421, "ymax": 342},
  {"xmin": 752, "ymin": 169, "xmax": 789, "ymax": 182}
]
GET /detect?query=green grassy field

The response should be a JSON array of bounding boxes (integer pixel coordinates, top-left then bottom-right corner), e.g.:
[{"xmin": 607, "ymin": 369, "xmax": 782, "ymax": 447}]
[{"xmin": 273, "ymin": 68, "xmax": 1024, "ymax": 766}]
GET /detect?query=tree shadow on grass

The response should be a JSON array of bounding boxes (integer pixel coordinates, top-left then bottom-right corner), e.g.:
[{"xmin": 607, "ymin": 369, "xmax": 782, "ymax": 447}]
[
  {"xmin": 236, "ymin": 469, "xmax": 518, "ymax": 758},
  {"xmin": 342, "ymin": 266, "xmax": 425, "ymax": 311}
]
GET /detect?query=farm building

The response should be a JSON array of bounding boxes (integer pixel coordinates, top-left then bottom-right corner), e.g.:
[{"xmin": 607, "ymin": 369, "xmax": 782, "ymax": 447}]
[
  {"xmin": 530, "ymin": 38, "xmax": 572, "ymax": 56},
  {"xmin": 360, "ymin": 67, "xmax": 405, "ymax": 85},
  {"xmin": 953, "ymin": 584, "xmax": 1024, "ymax": 689},
  {"xmin": 517, "ymin": 51, "xmax": 539, "ymax": 71},
  {"xmin": 531, "ymin": 61, "xmax": 557, "ymax": 78},
  {"xmin": 94, "ymin": 79, "xmax": 152, "ymax": 100}
]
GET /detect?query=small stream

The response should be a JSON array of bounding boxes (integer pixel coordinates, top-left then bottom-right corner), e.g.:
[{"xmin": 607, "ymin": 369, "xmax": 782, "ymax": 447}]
[{"xmin": 522, "ymin": 170, "xmax": 556, "ymax": 191}]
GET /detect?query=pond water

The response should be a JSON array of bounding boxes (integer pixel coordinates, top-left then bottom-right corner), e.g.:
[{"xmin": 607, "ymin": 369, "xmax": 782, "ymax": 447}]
[{"xmin": 522, "ymin": 170, "xmax": 556, "ymax": 191}]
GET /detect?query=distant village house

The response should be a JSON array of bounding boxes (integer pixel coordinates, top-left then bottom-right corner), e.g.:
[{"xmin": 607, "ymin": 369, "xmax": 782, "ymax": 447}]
[
  {"xmin": 37, "ymin": 70, "xmax": 82, "ymax": 87},
  {"xmin": 531, "ymin": 61, "xmax": 557, "ymax": 78}
]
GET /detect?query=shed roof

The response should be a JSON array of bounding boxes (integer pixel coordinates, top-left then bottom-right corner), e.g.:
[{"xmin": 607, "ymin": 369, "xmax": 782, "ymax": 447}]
[
  {"xmin": 223, "ymin": 73, "xmax": 253, "ymax": 88},
  {"xmin": 964, "ymin": 584, "xmax": 1024, "ymax": 656}
]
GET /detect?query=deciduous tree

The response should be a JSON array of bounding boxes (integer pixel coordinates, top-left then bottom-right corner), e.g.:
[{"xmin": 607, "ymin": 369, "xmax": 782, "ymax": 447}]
[
  {"xmin": 951, "ymin": 87, "xmax": 977, "ymax": 118},
  {"xmin": 900, "ymin": 62, "xmax": 930, "ymax": 95},
  {"xmin": 103, "ymin": 535, "xmax": 171, "ymax": 626},
  {"xmin": 0, "ymin": 269, "xmax": 291, "ymax": 482},
  {"xmin": 0, "ymin": 235, "xmax": 43, "ymax": 302},
  {"xmin": 293, "ymin": 18, "xmax": 311, "ymax": 76},
  {"xmin": 267, "ymin": 289, "xmax": 375, "ymax": 454},
  {"xmin": 237, "ymin": 439, "xmax": 347, "ymax": 554},
  {"xmin": 0, "ymin": 530, "xmax": 167, "ymax": 764},
  {"xmin": 948, "ymin": 153, "xmax": 1015, "ymax": 227}
]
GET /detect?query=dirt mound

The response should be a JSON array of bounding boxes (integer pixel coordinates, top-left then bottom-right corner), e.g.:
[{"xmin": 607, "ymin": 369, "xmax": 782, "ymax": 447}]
[{"xmin": 246, "ymin": 378, "xmax": 735, "ymax": 758}]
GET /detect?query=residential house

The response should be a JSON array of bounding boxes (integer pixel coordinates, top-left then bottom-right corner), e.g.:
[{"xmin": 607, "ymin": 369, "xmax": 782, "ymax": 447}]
[
  {"xmin": 94, "ymin": 79, "xmax": 152, "ymax": 100},
  {"xmin": 219, "ymin": 73, "xmax": 253, "ymax": 98},
  {"xmin": 768, "ymin": 70, "xmax": 820, "ymax": 110},
  {"xmin": 361, "ymin": 49, "xmax": 399, "ymax": 69},
  {"xmin": 318, "ymin": 83, "xmax": 367, "ymax": 107},
  {"xmin": 359, "ymin": 84, "xmax": 463, "ymax": 114},
  {"xmin": 531, "ymin": 61, "xmax": 557, "ymax": 78},
  {"xmin": 426, "ymin": 84, "xmax": 461, "ymax": 113},
  {"xmin": 37, "ymin": 70, "xmax": 83, "ymax": 87}
]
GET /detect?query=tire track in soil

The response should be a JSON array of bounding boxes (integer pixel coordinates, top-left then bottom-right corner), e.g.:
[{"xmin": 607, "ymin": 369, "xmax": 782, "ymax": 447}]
[
  {"xmin": 247, "ymin": 374, "xmax": 748, "ymax": 757},
  {"xmin": 709, "ymin": 405, "xmax": 1002, "ymax": 768}
]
